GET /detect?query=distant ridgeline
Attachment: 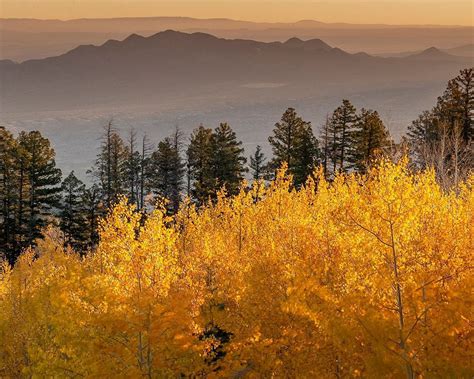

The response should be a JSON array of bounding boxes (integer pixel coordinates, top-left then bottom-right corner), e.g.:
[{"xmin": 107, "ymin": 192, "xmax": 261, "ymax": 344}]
[{"xmin": 0, "ymin": 68, "xmax": 472, "ymax": 263}]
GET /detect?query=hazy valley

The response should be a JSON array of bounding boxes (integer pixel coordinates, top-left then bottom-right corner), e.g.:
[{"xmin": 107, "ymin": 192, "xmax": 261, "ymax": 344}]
[{"xmin": 1, "ymin": 26, "xmax": 471, "ymax": 178}]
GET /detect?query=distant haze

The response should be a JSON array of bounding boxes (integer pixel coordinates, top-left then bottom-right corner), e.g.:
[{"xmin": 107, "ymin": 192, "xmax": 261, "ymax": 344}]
[
  {"xmin": 1, "ymin": 17, "xmax": 473, "ymax": 61},
  {"xmin": 1, "ymin": 0, "xmax": 473, "ymax": 25},
  {"xmin": 1, "ymin": 30, "xmax": 470, "ymax": 178}
]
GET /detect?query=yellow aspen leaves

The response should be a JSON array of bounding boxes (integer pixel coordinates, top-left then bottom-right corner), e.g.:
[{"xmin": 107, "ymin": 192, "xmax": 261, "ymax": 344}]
[{"xmin": 0, "ymin": 160, "xmax": 472, "ymax": 378}]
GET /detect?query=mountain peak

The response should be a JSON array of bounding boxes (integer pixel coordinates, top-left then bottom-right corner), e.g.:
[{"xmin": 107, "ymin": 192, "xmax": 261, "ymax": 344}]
[
  {"xmin": 284, "ymin": 37, "xmax": 304, "ymax": 46},
  {"xmin": 284, "ymin": 37, "xmax": 332, "ymax": 51},
  {"xmin": 408, "ymin": 46, "xmax": 453, "ymax": 59}
]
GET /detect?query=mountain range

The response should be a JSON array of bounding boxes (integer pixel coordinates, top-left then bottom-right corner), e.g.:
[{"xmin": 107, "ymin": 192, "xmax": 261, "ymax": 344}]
[
  {"xmin": 1, "ymin": 30, "xmax": 469, "ymax": 113},
  {"xmin": 1, "ymin": 17, "xmax": 473, "ymax": 61},
  {"xmin": 0, "ymin": 30, "xmax": 471, "ymax": 178}
]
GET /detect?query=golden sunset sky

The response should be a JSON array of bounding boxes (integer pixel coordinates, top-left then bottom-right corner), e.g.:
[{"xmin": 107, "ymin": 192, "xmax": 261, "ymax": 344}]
[{"xmin": 0, "ymin": 0, "xmax": 472, "ymax": 25}]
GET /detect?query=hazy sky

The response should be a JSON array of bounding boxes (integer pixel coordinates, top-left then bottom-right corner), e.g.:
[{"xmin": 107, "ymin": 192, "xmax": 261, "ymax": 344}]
[{"xmin": 0, "ymin": 0, "xmax": 472, "ymax": 25}]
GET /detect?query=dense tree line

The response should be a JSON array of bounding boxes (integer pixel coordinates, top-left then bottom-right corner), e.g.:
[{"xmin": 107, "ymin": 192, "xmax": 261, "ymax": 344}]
[{"xmin": 1, "ymin": 68, "xmax": 472, "ymax": 263}]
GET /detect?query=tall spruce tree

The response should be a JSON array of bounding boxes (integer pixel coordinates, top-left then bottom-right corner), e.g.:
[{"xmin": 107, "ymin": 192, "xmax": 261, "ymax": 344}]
[
  {"xmin": 138, "ymin": 134, "xmax": 152, "ymax": 209},
  {"xmin": 294, "ymin": 122, "xmax": 319, "ymax": 185},
  {"xmin": 327, "ymin": 99, "xmax": 358, "ymax": 174},
  {"xmin": 435, "ymin": 68, "xmax": 473, "ymax": 142},
  {"xmin": 187, "ymin": 125, "xmax": 215, "ymax": 204},
  {"xmin": 211, "ymin": 123, "xmax": 247, "ymax": 195},
  {"xmin": 268, "ymin": 107, "xmax": 318, "ymax": 186},
  {"xmin": 249, "ymin": 145, "xmax": 267, "ymax": 180},
  {"xmin": 17, "ymin": 130, "xmax": 62, "ymax": 248},
  {"xmin": 81, "ymin": 184, "xmax": 102, "ymax": 251},
  {"xmin": 125, "ymin": 129, "xmax": 142, "ymax": 208},
  {"xmin": 407, "ymin": 68, "xmax": 473, "ymax": 188},
  {"xmin": 0, "ymin": 127, "xmax": 19, "ymax": 261},
  {"xmin": 353, "ymin": 109, "xmax": 391, "ymax": 172},
  {"xmin": 149, "ymin": 129, "xmax": 185, "ymax": 213},
  {"xmin": 89, "ymin": 121, "xmax": 128, "ymax": 207},
  {"xmin": 319, "ymin": 116, "xmax": 331, "ymax": 176},
  {"xmin": 59, "ymin": 171, "xmax": 87, "ymax": 251},
  {"xmin": 408, "ymin": 70, "xmax": 473, "ymax": 169}
]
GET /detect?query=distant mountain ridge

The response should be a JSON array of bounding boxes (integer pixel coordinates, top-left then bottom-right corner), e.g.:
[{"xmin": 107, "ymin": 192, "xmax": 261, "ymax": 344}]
[
  {"xmin": 1, "ymin": 30, "xmax": 469, "ymax": 115},
  {"xmin": 1, "ymin": 16, "xmax": 473, "ymax": 61},
  {"xmin": 379, "ymin": 44, "xmax": 474, "ymax": 58}
]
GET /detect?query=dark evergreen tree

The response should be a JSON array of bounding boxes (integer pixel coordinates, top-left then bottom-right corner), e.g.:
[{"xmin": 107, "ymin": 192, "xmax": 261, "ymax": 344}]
[
  {"xmin": 211, "ymin": 123, "xmax": 247, "ymax": 195},
  {"xmin": 81, "ymin": 184, "xmax": 102, "ymax": 251},
  {"xmin": 319, "ymin": 116, "xmax": 331, "ymax": 176},
  {"xmin": 0, "ymin": 127, "xmax": 19, "ymax": 262},
  {"xmin": 249, "ymin": 145, "xmax": 267, "ymax": 180},
  {"xmin": 407, "ymin": 68, "xmax": 473, "ymax": 187},
  {"xmin": 138, "ymin": 134, "xmax": 152, "ymax": 209},
  {"xmin": 59, "ymin": 171, "xmax": 87, "ymax": 250},
  {"xmin": 327, "ymin": 99, "xmax": 358, "ymax": 174},
  {"xmin": 17, "ymin": 130, "xmax": 62, "ymax": 248},
  {"xmin": 125, "ymin": 129, "xmax": 141, "ymax": 208},
  {"xmin": 353, "ymin": 109, "xmax": 391, "ymax": 172},
  {"xmin": 435, "ymin": 68, "xmax": 473, "ymax": 142},
  {"xmin": 149, "ymin": 129, "xmax": 185, "ymax": 213},
  {"xmin": 268, "ymin": 107, "xmax": 319, "ymax": 186},
  {"xmin": 187, "ymin": 125, "xmax": 215, "ymax": 205},
  {"xmin": 89, "ymin": 121, "xmax": 128, "ymax": 207},
  {"xmin": 293, "ymin": 122, "xmax": 319, "ymax": 185}
]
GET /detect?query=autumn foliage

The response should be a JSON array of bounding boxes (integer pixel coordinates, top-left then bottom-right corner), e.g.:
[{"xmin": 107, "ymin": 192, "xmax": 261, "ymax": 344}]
[{"xmin": 0, "ymin": 160, "xmax": 472, "ymax": 377}]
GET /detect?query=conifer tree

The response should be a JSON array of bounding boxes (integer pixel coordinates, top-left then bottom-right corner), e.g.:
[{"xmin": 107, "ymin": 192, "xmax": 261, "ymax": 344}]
[
  {"xmin": 81, "ymin": 184, "xmax": 102, "ymax": 250},
  {"xmin": 59, "ymin": 171, "xmax": 87, "ymax": 250},
  {"xmin": 138, "ymin": 134, "xmax": 152, "ymax": 209},
  {"xmin": 293, "ymin": 122, "xmax": 319, "ymax": 185},
  {"xmin": 187, "ymin": 125, "xmax": 215, "ymax": 204},
  {"xmin": 268, "ymin": 107, "xmax": 318, "ymax": 186},
  {"xmin": 89, "ymin": 121, "xmax": 128, "ymax": 207},
  {"xmin": 149, "ymin": 129, "xmax": 185, "ymax": 213},
  {"xmin": 0, "ymin": 127, "xmax": 19, "ymax": 261},
  {"xmin": 212, "ymin": 123, "xmax": 247, "ymax": 195},
  {"xmin": 435, "ymin": 68, "xmax": 473, "ymax": 142},
  {"xmin": 327, "ymin": 99, "xmax": 358, "ymax": 174},
  {"xmin": 407, "ymin": 69, "xmax": 473, "ymax": 186},
  {"xmin": 249, "ymin": 145, "xmax": 266, "ymax": 180},
  {"xmin": 319, "ymin": 116, "xmax": 331, "ymax": 176},
  {"xmin": 353, "ymin": 109, "xmax": 391, "ymax": 172},
  {"xmin": 17, "ymin": 130, "xmax": 62, "ymax": 247},
  {"xmin": 125, "ymin": 129, "xmax": 141, "ymax": 208}
]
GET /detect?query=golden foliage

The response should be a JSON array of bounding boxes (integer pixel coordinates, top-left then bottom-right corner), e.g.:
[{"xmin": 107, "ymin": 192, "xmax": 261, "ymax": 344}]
[{"xmin": 0, "ymin": 160, "xmax": 472, "ymax": 377}]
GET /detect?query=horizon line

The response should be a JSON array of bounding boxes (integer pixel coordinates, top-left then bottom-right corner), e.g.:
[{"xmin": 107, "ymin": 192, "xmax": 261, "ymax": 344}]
[{"xmin": 1, "ymin": 15, "xmax": 472, "ymax": 28}]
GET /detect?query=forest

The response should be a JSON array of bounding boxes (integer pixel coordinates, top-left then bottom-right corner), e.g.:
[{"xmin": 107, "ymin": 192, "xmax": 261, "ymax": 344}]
[{"xmin": 0, "ymin": 68, "xmax": 472, "ymax": 377}]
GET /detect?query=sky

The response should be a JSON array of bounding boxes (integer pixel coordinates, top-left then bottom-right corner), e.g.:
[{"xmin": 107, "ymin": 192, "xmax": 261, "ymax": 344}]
[{"xmin": 0, "ymin": 0, "xmax": 472, "ymax": 25}]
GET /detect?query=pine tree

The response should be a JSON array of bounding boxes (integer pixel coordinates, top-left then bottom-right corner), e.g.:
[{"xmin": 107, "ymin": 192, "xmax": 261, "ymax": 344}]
[
  {"xmin": 149, "ymin": 129, "xmax": 185, "ymax": 213},
  {"xmin": 353, "ymin": 109, "xmax": 391, "ymax": 172},
  {"xmin": 59, "ymin": 171, "xmax": 87, "ymax": 251},
  {"xmin": 407, "ymin": 69, "xmax": 473, "ymax": 185},
  {"xmin": 81, "ymin": 184, "xmax": 102, "ymax": 251},
  {"xmin": 187, "ymin": 125, "xmax": 215, "ymax": 205},
  {"xmin": 268, "ymin": 107, "xmax": 318, "ymax": 186},
  {"xmin": 293, "ymin": 122, "xmax": 319, "ymax": 185},
  {"xmin": 327, "ymin": 99, "xmax": 358, "ymax": 174},
  {"xmin": 0, "ymin": 127, "xmax": 19, "ymax": 262},
  {"xmin": 17, "ymin": 131, "xmax": 62, "ymax": 247},
  {"xmin": 319, "ymin": 116, "xmax": 331, "ymax": 176},
  {"xmin": 125, "ymin": 129, "xmax": 141, "ymax": 208},
  {"xmin": 138, "ymin": 134, "xmax": 152, "ymax": 209},
  {"xmin": 435, "ymin": 68, "xmax": 473, "ymax": 142},
  {"xmin": 89, "ymin": 121, "xmax": 128, "ymax": 208},
  {"xmin": 249, "ymin": 145, "xmax": 266, "ymax": 180},
  {"xmin": 212, "ymin": 123, "xmax": 247, "ymax": 195}
]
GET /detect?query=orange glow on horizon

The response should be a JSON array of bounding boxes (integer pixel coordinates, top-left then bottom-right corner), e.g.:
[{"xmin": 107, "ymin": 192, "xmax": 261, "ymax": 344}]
[{"xmin": 0, "ymin": 1, "xmax": 472, "ymax": 26}]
